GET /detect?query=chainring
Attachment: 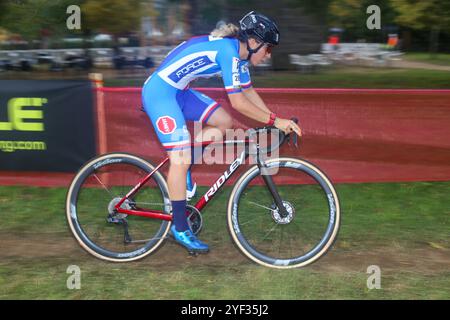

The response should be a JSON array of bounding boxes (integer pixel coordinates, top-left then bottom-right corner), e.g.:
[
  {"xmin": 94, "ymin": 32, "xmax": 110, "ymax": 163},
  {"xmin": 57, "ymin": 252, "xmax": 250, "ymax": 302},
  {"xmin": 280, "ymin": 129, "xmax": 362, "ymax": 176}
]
[{"xmin": 186, "ymin": 204, "xmax": 203, "ymax": 235}]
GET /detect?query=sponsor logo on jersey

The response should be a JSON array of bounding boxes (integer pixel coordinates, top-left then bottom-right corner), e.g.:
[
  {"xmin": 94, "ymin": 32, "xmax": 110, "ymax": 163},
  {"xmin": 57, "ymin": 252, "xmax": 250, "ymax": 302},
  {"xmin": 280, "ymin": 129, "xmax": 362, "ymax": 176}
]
[
  {"xmin": 232, "ymin": 57, "xmax": 240, "ymax": 87},
  {"xmin": 232, "ymin": 57, "xmax": 240, "ymax": 73},
  {"xmin": 156, "ymin": 116, "xmax": 177, "ymax": 134},
  {"xmin": 157, "ymin": 51, "xmax": 218, "ymax": 89},
  {"xmin": 168, "ymin": 56, "xmax": 213, "ymax": 83}
]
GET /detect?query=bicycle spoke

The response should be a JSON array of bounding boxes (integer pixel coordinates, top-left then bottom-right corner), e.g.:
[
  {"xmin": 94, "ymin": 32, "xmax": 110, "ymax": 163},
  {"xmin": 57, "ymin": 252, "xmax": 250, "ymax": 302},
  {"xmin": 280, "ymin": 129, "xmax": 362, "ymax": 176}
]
[
  {"xmin": 121, "ymin": 171, "xmax": 125, "ymax": 198},
  {"xmin": 278, "ymin": 225, "xmax": 283, "ymax": 256},
  {"xmin": 289, "ymin": 236, "xmax": 293, "ymax": 259},
  {"xmin": 93, "ymin": 173, "xmax": 115, "ymax": 198},
  {"xmin": 236, "ymin": 219, "xmax": 254, "ymax": 227},
  {"xmin": 67, "ymin": 154, "xmax": 171, "ymax": 261},
  {"xmin": 260, "ymin": 223, "xmax": 279, "ymax": 242},
  {"xmin": 248, "ymin": 201, "xmax": 275, "ymax": 212},
  {"xmin": 228, "ymin": 159, "xmax": 340, "ymax": 267},
  {"xmin": 238, "ymin": 208, "xmax": 272, "ymax": 229},
  {"xmin": 127, "ymin": 235, "xmax": 168, "ymax": 243}
]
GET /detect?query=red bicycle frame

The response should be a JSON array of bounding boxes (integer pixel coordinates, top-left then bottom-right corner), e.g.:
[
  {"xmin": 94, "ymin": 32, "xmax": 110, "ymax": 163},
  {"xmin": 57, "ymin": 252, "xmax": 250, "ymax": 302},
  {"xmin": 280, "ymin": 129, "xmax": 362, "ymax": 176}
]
[{"xmin": 114, "ymin": 139, "xmax": 252, "ymax": 221}]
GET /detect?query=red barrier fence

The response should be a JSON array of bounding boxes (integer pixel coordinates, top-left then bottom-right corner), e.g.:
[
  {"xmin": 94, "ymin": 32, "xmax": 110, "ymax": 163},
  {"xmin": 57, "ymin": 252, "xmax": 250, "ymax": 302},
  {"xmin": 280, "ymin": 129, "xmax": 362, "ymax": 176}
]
[{"xmin": 2, "ymin": 87, "xmax": 450, "ymax": 187}]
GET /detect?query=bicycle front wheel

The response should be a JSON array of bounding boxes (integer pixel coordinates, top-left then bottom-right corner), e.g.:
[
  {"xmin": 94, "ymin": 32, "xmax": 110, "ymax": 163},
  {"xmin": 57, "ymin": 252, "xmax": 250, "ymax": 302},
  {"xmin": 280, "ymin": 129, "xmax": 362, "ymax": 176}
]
[
  {"xmin": 227, "ymin": 157, "xmax": 340, "ymax": 269},
  {"xmin": 66, "ymin": 153, "xmax": 171, "ymax": 262}
]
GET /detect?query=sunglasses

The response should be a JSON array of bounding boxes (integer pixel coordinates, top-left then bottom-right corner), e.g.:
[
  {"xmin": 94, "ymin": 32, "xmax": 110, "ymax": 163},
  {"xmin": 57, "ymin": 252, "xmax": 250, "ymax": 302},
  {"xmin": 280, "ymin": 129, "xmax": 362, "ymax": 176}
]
[
  {"xmin": 255, "ymin": 40, "xmax": 274, "ymax": 55},
  {"xmin": 265, "ymin": 44, "xmax": 274, "ymax": 54}
]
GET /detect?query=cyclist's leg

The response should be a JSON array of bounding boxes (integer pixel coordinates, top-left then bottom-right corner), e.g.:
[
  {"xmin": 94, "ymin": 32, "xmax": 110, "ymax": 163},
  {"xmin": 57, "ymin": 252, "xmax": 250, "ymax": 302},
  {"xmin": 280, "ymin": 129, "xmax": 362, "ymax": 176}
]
[
  {"xmin": 142, "ymin": 84, "xmax": 191, "ymax": 230},
  {"xmin": 179, "ymin": 89, "xmax": 233, "ymax": 163},
  {"xmin": 142, "ymin": 83, "xmax": 208, "ymax": 252},
  {"xmin": 178, "ymin": 89, "xmax": 233, "ymax": 200},
  {"xmin": 165, "ymin": 152, "xmax": 210, "ymax": 253},
  {"xmin": 200, "ymin": 107, "xmax": 233, "ymax": 140}
]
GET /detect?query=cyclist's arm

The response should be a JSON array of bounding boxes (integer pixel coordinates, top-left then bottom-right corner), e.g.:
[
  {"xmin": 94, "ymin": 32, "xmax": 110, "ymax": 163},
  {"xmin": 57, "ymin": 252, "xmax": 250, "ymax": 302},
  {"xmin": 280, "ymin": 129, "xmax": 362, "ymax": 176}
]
[
  {"xmin": 243, "ymin": 87, "xmax": 271, "ymax": 113},
  {"xmin": 229, "ymin": 92, "xmax": 302, "ymax": 136},
  {"xmin": 239, "ymin": 61, "xmax": 271, "ymax": 113},
  {"xmin": 228, "ymin": 92, "xmax": 272, "ymax": 124},
  {"xmin": 216, "ymin": 43, "xmax": 271, "ymax": 124}
]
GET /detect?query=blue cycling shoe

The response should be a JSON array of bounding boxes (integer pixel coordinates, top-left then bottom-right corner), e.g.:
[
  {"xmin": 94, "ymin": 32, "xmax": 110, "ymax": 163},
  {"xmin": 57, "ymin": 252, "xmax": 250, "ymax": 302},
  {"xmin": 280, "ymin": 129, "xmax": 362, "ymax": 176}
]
[
  {"xmin": 186, "ymin": 169, "xmax": 197, "ymax": 201},
  {"xmin": 170, "ymin": 225, "xmax": 209, "ymax": 254}
]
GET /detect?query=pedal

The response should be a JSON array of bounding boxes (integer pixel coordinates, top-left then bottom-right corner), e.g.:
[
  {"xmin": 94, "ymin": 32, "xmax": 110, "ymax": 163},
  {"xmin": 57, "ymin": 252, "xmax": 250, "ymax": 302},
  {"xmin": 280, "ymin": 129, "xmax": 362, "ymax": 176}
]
[{"xmin": 187, "ymin": 250, "xmax": 209, "ymax": 256}]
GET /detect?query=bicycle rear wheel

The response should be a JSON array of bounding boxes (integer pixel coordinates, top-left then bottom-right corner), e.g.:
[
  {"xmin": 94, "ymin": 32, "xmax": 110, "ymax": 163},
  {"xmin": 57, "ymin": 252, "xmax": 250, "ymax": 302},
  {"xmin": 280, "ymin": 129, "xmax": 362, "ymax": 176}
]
[
  {"xmin": 66, "ymin": 153, "xmax": 171, "ymax": 262},
  {"xmin": 227, "ymin": 157, "xmax": 340, "ymax": 269}
]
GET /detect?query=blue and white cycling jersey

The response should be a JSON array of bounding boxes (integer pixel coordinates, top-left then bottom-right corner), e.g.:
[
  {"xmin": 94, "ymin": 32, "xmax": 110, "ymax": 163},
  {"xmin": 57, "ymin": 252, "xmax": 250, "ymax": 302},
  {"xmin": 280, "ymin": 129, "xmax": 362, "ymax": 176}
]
[
  {"xmin": 142, "ymin": 35, "xmax": 252, "ymax": 151},
  {"xmin": 149, "ymin": 35, "xmax": 252, "ymax": 93}
]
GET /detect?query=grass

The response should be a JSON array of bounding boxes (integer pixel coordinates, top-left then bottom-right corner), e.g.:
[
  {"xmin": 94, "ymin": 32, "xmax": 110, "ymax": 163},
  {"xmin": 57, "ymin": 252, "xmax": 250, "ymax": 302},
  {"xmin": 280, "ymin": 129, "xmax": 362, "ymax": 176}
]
[
  {"xmin": 104, "ymin": 66, "xmax": 450, "ymax": 89},
  {"xmin": 0, "ymin": 181, "xmax": 449, "ymax": 299},
  {"xmin": 2, "ymin": 182, "xmax": 449, "ymax": 248},
  {"xmin": 0, "ymin": 262, "xmax": 448, "ymax": 299},
  {"xmin": 403, "ymin": 53, "xmax": 450, "ymax": 67}
]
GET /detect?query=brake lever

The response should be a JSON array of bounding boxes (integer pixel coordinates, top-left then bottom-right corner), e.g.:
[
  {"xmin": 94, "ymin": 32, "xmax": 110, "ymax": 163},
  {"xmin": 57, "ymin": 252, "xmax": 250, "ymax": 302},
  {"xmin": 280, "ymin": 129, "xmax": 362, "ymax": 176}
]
[
  {"xmin": 293, "ymin": 133, "xmax": 298, "ymax": 148},
  {"xmin": 288, "ymin": 117, "xmax": 299, "ymax": 148},
  {"xmin": 286, "ymin": 133, "xmax": 297, "ymax": 148}
]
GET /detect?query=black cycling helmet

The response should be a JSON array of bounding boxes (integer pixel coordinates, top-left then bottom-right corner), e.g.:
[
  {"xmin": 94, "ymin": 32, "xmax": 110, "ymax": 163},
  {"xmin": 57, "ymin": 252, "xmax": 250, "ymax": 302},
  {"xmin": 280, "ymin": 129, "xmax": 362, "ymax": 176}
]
[
  {"xmin": 238, "ymin": 11, "xmax": 280, "ymax": 61},
  {"xmin": 239, "ymin": 11, "xmax": 280, "ymax": 46}
]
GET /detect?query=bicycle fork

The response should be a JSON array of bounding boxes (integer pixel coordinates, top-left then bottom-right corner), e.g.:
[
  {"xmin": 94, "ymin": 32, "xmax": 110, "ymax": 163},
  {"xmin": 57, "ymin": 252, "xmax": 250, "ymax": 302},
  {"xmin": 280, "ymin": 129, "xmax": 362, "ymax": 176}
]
[{"xmin": 257, "ymin": 156, "xmax": 290, "ymax": 219}]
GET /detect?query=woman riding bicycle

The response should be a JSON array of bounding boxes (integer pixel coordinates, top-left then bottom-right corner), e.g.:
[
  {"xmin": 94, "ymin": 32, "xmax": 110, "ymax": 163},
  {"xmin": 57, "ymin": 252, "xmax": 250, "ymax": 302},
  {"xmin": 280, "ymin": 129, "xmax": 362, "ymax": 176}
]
[{"xmin": 141, "ymin": 11, "xmax": 302, "ymax": 254}]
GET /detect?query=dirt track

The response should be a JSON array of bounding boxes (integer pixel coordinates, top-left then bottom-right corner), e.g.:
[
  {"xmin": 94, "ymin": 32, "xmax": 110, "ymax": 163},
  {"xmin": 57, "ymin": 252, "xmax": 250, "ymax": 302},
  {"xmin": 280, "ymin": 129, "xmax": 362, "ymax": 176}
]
[
  {"xmin": 1, "ymin": 233, "xmax": 448, "ymax": 274},
  {"xmin": 391, "ymin": 59, "xmax": 450, "ymax": 71}
]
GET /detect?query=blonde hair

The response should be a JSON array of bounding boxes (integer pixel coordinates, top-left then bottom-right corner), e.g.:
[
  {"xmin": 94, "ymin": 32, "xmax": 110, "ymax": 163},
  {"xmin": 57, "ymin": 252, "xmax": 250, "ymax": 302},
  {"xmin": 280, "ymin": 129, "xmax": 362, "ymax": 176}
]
[{"xmin": 210, "ymin": 23, "xmax": 239, "ymax": 38}]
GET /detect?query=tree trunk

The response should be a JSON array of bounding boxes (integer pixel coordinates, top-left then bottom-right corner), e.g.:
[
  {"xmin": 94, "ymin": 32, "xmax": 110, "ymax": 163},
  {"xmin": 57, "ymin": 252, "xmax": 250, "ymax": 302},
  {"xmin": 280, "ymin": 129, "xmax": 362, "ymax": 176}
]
[
  {"xmin": 428, "ymin": 26, "xmax": 440, "ymax": 55},
  {"xmin": 187, "ymin": 0, "xmax": 198, "ymax": 36}
]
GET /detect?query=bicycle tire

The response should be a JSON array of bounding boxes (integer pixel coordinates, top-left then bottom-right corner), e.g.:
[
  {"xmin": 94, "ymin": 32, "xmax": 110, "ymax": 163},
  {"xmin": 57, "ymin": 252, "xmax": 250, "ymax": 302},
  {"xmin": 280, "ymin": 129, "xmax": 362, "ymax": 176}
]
[
  {"xmin": 66, "ymin": 153, "xmax": 171, "ymax": 262},
  {"xmin": 227, "ymin": 157, "xmax": 340, "ymax": 269}
]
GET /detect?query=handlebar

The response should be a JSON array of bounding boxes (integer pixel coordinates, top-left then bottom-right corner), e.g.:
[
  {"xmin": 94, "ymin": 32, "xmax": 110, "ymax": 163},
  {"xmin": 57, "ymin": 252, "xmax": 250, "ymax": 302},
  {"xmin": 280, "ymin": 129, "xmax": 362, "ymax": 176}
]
[{"xmin": 248, "ymin": 117, "xmax": 299, "ymax": 155}]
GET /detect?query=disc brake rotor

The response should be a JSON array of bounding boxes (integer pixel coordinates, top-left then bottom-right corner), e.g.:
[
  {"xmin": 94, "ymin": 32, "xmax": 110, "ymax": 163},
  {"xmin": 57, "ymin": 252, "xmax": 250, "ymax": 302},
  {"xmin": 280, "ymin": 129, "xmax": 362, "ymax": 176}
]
[{"xmin": 270, "ymin": 201, "xmax": 295, "ymax": 224}]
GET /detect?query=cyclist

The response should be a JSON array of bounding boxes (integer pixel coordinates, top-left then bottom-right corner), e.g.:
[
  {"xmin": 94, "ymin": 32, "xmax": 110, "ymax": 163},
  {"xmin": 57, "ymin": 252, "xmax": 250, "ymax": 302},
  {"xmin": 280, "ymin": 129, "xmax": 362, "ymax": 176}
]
[{"xmin": 141, "ymin": 11, "xmax": 302, "ymax": 254}]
